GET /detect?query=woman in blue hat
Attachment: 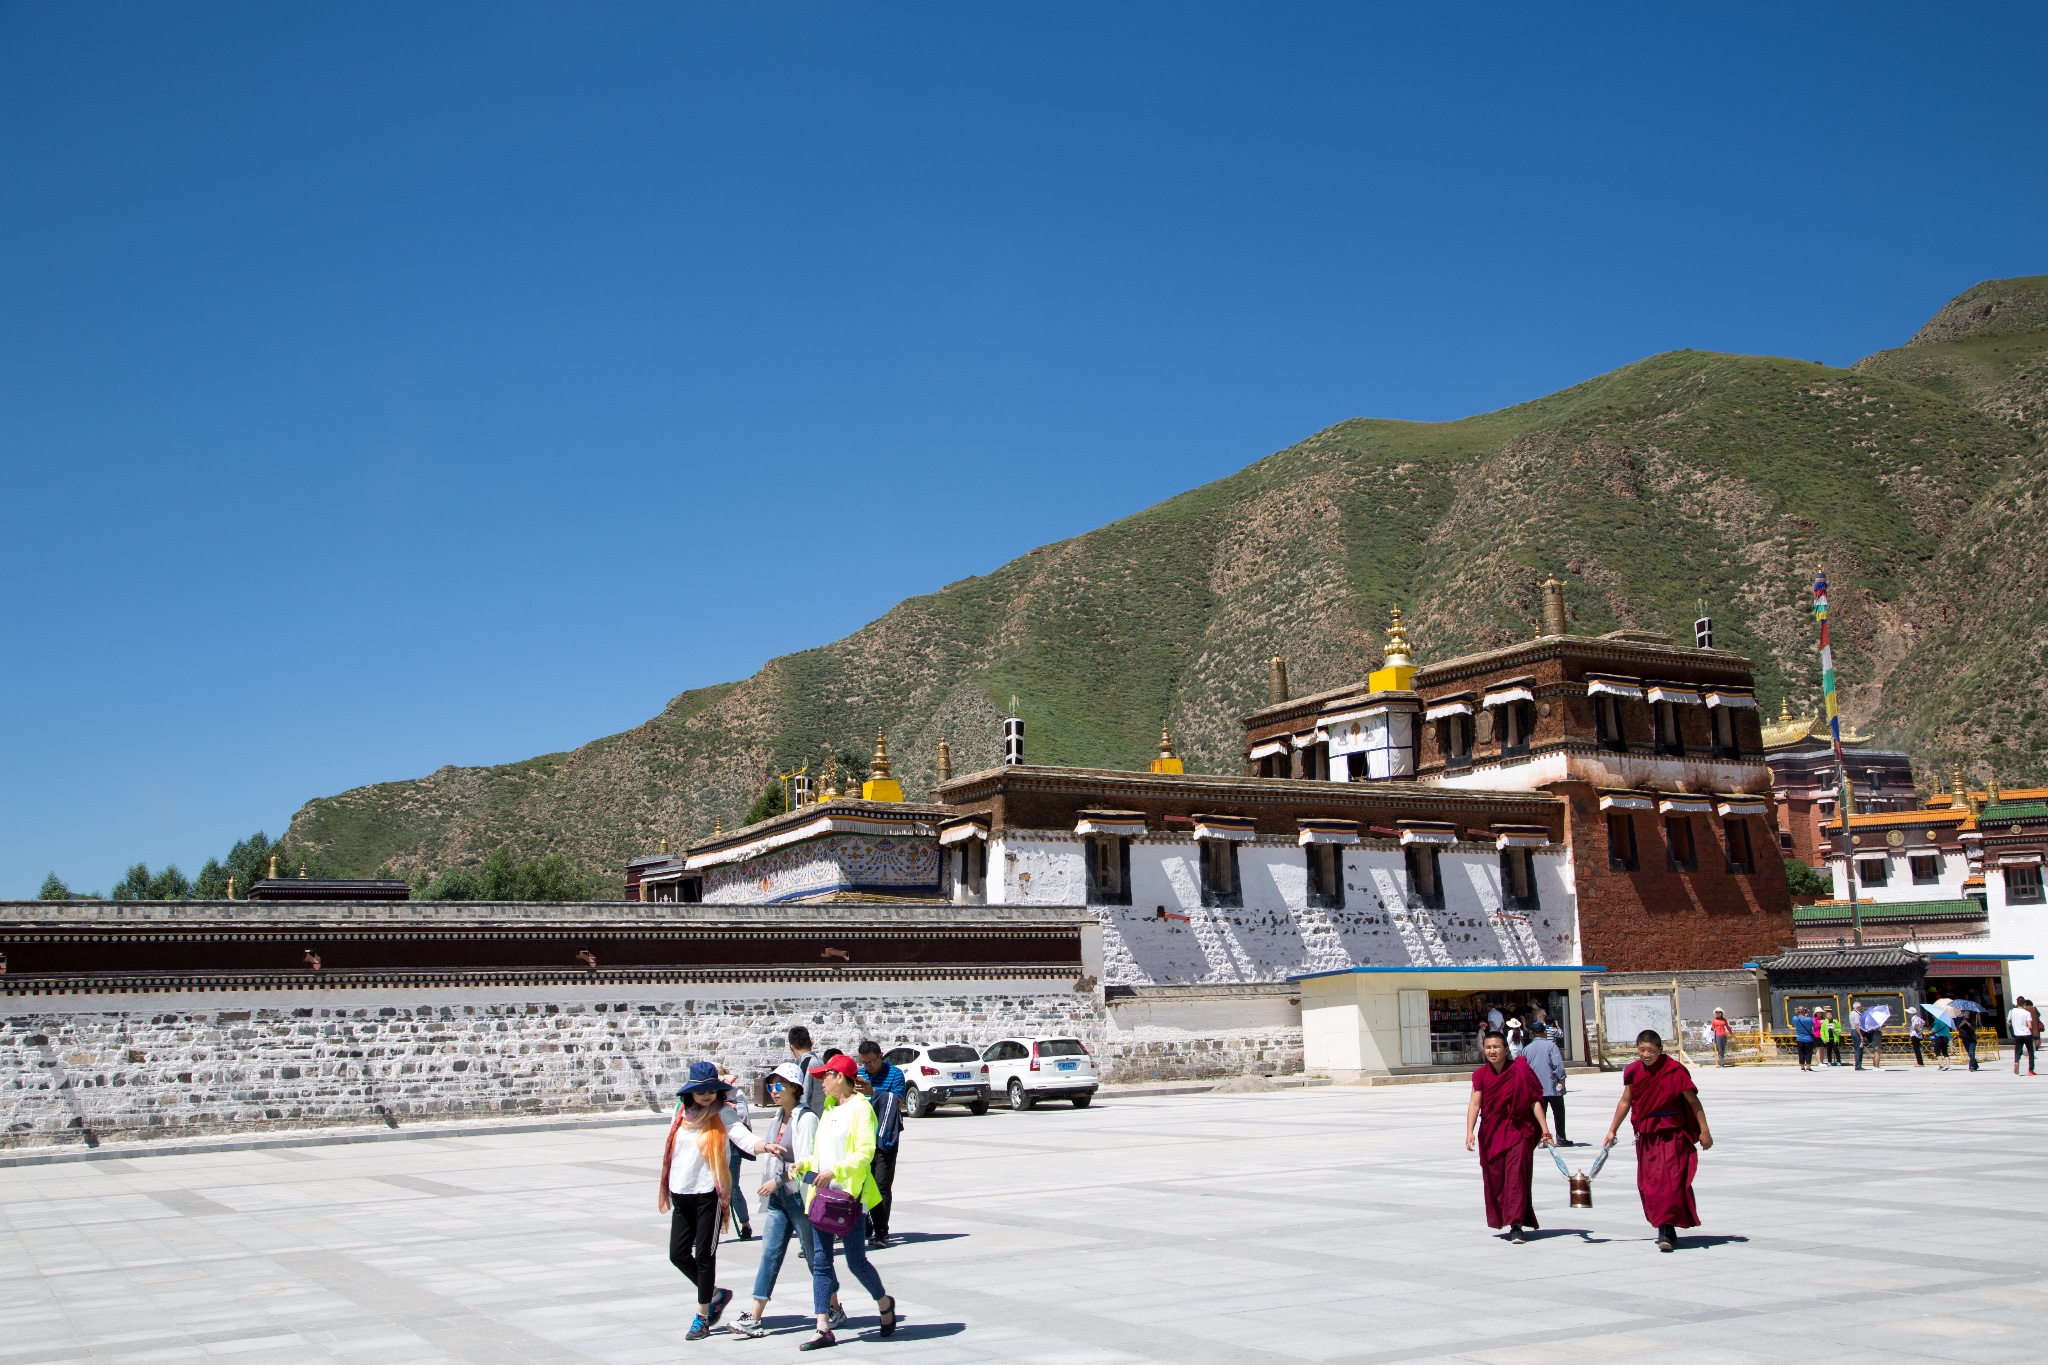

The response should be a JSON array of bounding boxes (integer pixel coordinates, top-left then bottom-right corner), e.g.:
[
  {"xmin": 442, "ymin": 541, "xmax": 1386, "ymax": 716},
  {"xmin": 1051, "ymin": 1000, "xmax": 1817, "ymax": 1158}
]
[{"xmin": 659, "ymin": 1061, "xmax": 782, "ymax": 1341}]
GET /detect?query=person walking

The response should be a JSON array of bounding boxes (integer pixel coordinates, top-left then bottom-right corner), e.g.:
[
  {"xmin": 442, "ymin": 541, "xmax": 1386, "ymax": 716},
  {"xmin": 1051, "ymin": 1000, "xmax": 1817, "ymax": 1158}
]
[
  {"xmin": 855, "ymin": 1042, "xmax": 907, "ymax": 1248},
  {"xmin": 2009, "ymin": 997, "xmax": 2038, "ymax": 1076},
  {"xmin": 1521, "ymin": 1021, "xmax": 1571, "ymax": 1145},
  {"xmin": 1709, "ymin": 1009, "xmax": 1731, "ymax": 1068},
  {"xmin": 1603, "ymin": 1030, "xmax": 1714, "ymax": 1253},
  {"xmin": 788, "ymin": 1025, "xmax": 826, "ymax": 1117},
  {"xmin": 729, "ymin": 1063, "xmax": 843, "ymax": 1339},
  {"xmin": 1851, "ymin": 1000, "xmax": 1882, "ymax": 1071},
  {"xmin": 1958, "ymin": 1005, "xmax": 1980, "ymax": 1071},
  {"xmin": 1793, "ymin": 1007, "xmax": 1816, "ymax": 1071},
  {"xmin": 2027, "ymin": 998, "xmax": 2044, "ymax": 1053},
  {"xmin": 1464, "ymin": 1030, "xmax": 1552, "ymax": 1243},
  {"xmin": 1908, "ymin": 1007, "xmax": 1927, "ymax": 1067},
  {"xmin": 1930, "ymin": 1006, "xmax": 1954, "ymax": 1070},
  {"xmin": 795, "ymin": 1054, "xmax": 898, "ymax": 1350},
  {"xmin": 722, "ymin": 1066, "xmax": 756, "ymax": 1241},
  {"xmin": 658, "ymin": 1062, "xmax": 780, "ymax": 1342}
]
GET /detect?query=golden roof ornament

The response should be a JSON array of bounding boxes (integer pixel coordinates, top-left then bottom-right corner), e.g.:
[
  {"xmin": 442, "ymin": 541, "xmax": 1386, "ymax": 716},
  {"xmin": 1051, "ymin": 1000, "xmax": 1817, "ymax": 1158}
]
[
  {"xmin": 298, "ymin": 861, "xmax": 307, "ymax": 879},
  {"xmin": 1540, "ymin": 574, "xmax": 1568, "ymax": 637},
  {"xmin": 714, "ymin": 817, "xmax": 723, "ymax": 835},
  {"xmin": 821, "ymin": 759, "xmax": 841, "ymax": 800},
  {"xmin": 1367, "ymin": 607, "xmax": 1418, "ymax": 692},
  {"xmin": 935, "ymin": 740, "xmax": 952, "ymax": 784},
  {"xmin": 225, "ymin": 875, "xmax": 235, "ymax": 900},
  {"xmin": 1778, "ymin": 696, "xmax": 1793, "ymax": 724},
  {"xmin": 659, "ymin": 836, "xmax": 669, "ymax": 855},
  {"xmin": 268, "ymin": 855, "xmax": 279, "ymax": 879},
  {"xmin": 870, "ymin": 729, "xmax": 892, "ymax": 780},
  {"xmin": 1152, "ymin": 724, "xmax": 1184, "ymax": 775},
  {"xmin": 861, "ymin": 729, "xmax": 905, "ymax": 802}
]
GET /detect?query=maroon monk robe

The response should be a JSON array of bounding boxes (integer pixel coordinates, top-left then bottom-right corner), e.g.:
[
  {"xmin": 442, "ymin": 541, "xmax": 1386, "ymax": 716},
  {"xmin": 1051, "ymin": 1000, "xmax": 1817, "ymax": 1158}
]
[
  {"xmin": 1472, "ymin": 1056, "xmax": 1543, "ymax": 1229},
  {"xmin": 1622, "ymin": 1054, "xmax": 1700, "ymax": 1228}
]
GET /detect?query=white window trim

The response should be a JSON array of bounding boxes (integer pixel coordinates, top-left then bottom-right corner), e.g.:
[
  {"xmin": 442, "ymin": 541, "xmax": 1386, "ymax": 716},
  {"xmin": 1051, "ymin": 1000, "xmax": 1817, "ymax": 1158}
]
[
  {"xmin": 1247, "ymin": 740, "xmax": 1288, "ymax": 760},
  {"xmin": 1585, "ymin": 679, "xmax": 1644, "ymax": 699},
  {"xmin": 1482, "ymin": 687, "xmax": 1535, "ymax": 706},
  {"xmin": 1193, "ymin": 824, "xmax": 1257, "ymax": 842},
  {"xmin": 1075, "ymin": 818, "xmax": 1145, "ymax": 837},
  {"xmin": 1645, "ymin": 684, "xmax": 1704, "ymax": 705},
  {"xmin": 1599, "ymin": 792, "xmax": 1656, "ymax": 811},
  {"xmin": 1704, "ymin": 690, "xmax": 1757, "ymax": 709},
  {"xmin": 1715, "ymin": 798, "xmax": 1770, "ymax": 817},
  {"xmin": 1297, "ymin": 824, "xmax": 1361, "ymax": 846},
  {"xmin": 1658, "ymin": 796, "xmax": 1715, "ymax": 814},
  {"xmin": 938, "ymin": 822, "xmax": 989, "ymax": 846},
  {"xmin": 1398, "ymin": 827, "xmax": 1458, "ymax": 846}
]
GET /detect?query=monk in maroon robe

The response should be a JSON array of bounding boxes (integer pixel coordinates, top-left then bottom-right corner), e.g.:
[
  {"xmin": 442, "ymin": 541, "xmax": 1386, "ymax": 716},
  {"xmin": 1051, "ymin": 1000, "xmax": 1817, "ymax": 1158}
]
[
  {"xmin": 1464, "ymin": 1030, "xmax": 1552, "ymax": 1242},
  {"xmin": 1603, "ymin": 1029, "xmax": 1715, "ymax": 1252}
]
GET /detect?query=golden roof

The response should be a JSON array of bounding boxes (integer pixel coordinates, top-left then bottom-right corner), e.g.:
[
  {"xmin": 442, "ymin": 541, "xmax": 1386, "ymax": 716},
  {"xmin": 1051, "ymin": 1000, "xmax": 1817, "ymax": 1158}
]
[{"xmin": 1761, "ymin": 697, "xmax": 1868, "ymax": 751}]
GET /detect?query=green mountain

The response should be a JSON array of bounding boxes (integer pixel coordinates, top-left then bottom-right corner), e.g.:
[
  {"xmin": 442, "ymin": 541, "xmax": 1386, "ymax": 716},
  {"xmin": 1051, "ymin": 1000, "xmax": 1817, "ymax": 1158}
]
[{"xmin": 287, "ymin": 277, "xmax": 2048, "ymax": 888}]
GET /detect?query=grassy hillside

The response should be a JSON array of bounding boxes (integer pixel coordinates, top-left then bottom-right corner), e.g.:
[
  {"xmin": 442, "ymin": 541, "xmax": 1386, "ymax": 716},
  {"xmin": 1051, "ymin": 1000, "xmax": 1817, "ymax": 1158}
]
[{"xmin": 286, "ymin": 277, "xmax": 2048, "ymax": 885}]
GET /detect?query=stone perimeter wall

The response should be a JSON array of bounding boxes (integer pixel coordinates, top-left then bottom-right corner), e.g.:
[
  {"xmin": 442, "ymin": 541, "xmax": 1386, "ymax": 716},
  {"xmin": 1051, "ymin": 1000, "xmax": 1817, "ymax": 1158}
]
[{"xmin": 2, "ymin": 984, "xmax": 1105, "ymax": 1149}]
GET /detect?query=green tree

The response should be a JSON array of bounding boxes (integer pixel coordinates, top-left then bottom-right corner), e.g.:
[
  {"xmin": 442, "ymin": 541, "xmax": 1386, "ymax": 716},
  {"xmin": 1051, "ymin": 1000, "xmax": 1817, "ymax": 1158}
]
[
  {"xmin": 38, "ymin": 872, "xmax": 70, "ymax": 900},
  {"xmin": 112, "ymin": 863, "xmax": 192, "ymax": 900},
  {"xmin": 742, "ymin": 779, "xmax": 788, "ymax": 827},
  {"xmin": 1783, "ymin": 858, "xmax": 1831, "ymax": 897},
  {"xmin": 418, "ymin": 848, "xmax": 598, "ymax": 902}
]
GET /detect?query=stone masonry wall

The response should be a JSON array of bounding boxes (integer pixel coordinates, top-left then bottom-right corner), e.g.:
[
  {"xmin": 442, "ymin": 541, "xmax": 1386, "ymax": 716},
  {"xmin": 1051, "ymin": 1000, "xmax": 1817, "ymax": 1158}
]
[
  {"xmin": 1101, "ymin": 1024, "xmax": 1305, "ymax": 1082},
  {"xmin": 2, "ymin": 984, "xmax": 1102, "ymax": 1149}
]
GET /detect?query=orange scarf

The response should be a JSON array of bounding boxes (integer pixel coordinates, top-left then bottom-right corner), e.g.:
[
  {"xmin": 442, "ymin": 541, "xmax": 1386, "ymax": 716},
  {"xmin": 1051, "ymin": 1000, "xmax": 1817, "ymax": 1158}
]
[{"xmin": 656, "ymin": 1100, "xmax": 731, "ymax": 1213}]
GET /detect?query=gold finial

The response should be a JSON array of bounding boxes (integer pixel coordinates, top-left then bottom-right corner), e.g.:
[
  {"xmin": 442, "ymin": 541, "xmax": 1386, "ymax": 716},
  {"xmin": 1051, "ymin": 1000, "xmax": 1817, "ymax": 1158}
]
[
  {"xmin": 870, "ymin": 729, "xmax": 892, "ymax": 780},
  {"xmin": 1367, "ymin": 607, "xmax": 1418, "ymax": 692},
  {"xmin": 714, "ymin": 817, "xmax": 723, "ymax": 835},
  {"xmin": 1151, "ymin": 724, "xmax": 1184, "ymax": 774},
  {"xmin": 297, "ymin": 861, "xmax": 307, "ymax": 879},
  {"xmin": 268, "ymin": 854, "xmax": 279, "ymax": 879},
  {"xmin": 225, "ymin": 875, "xmax": 235, "ymax": 900},
  {"xmin": 1778, "ymin": 696, "xmax": 1793, "ymax": 723},
  {"xmin": 821, "ymin": 759, "xmax": 840, "ymax": 801},
  {"xmin": 659, "ymin": 836, "xmax": 668, "ymax": 855},
  {"xmin": 935, "ymin": 740, "xmax": 952, "ymax": 784},
  {"xmin": 1267, "ymin": 656, "xmax": 1289, "ymax": 706},
  {"xmin": 860, "ymin": 730, "xmax": 905, "ymax": 802},
  {"xmin": 1988, "ymin": 774, "xmax": 2001, "ymax": 805},
  {"xmin": 1384, "ymin": 608, "xmax": 1412, "ymax": 664}
]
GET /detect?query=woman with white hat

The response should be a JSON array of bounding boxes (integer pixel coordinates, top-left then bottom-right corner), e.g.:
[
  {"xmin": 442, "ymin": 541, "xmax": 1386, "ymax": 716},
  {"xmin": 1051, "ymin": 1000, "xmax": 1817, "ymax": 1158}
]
[
  {"xmin": 729, "ymin": 1061, "xmax": 843, "ymax": 1338},
  {"xmin": 659, "ymin": 1060, "xmax": 780, "ymax": 1341}
]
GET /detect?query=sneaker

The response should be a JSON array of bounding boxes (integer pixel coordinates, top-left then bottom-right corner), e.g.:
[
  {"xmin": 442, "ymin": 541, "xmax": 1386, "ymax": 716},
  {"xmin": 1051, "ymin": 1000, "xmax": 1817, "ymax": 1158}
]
[
  {"xmin": 868, "ymin": 1235, "xmax": 892, "ymax": 1250},
  {"xmin": 1656, "ymin": 1225, "xmax": 1677, "ymax": 1253},
  {"xmin": 706, "ymin": 1287, "xmax": 733, "ymax": 1328},
  {"xmin": 728, "ymin": 1313, "xmax": 767, "ymax": 1339},
  {"xmin": 1508, "ymin": 1224, "xmax": 1526, "ymax": 1244},
  {"xmin": 686, "ymin": 1315, "xmax": 712, "ymax": 1342},
  {"xmin": 827, "ymin": 1305, "xmax": 848, "ymax": 1331}
]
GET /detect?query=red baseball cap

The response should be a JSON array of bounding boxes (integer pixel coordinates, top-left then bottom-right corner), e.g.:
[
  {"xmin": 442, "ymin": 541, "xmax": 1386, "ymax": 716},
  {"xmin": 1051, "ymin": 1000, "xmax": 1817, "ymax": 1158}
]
[{"xmin": 808, "ymin": 1054, "xmax": 859, "ymax": 1080}]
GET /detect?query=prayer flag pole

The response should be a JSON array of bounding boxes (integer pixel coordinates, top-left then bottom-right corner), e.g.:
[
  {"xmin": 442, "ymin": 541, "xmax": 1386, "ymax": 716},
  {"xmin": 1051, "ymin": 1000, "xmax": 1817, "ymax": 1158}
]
[{"xmin": 1813, "ymin": 570, "xmax": 1862, "ymax": 947}]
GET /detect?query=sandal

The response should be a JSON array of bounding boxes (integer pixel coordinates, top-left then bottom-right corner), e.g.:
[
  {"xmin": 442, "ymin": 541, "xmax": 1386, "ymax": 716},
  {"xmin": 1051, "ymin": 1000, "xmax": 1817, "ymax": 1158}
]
[
  {"xmin": 800, "ymin": 1331, "xmax": 836, "ymax": 1351},
  {"xmin": 878, "ymin": 1295, "xmax": 898, "ymax": 1338}
]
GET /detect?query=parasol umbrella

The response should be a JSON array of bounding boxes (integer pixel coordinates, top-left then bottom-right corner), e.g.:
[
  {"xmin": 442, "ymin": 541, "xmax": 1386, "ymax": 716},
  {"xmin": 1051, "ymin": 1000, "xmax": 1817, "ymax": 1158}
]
[
  {"xmin": 1951, "ymin": 1000, "xmax": 1987, "ymax": 1014},
  {"xmin": 1866, "ymin": 1005, "xmax": 1892, "ymax": 1028},
  {"xmin": 1919, "ymin": 1000, "xmax": 1956, "ymax": 1025}
]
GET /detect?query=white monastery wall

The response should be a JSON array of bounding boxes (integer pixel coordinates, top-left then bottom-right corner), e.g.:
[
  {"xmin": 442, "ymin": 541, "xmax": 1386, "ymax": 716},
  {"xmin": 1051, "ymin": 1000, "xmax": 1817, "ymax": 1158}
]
[
  {"xmin": 989, "ymin": 834, "xmax": 1578, "ymax": 986},
  {"xmin": 1, "ymin": 979, "xmax": 1099, "ymax": 1150}
]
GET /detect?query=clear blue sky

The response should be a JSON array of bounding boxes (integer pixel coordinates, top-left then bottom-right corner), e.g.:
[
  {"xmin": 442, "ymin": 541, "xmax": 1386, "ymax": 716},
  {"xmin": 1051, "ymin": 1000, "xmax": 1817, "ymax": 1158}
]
[{"xmin": 3, "ymin": 4, "xmax": 2043, "ymax": 896}]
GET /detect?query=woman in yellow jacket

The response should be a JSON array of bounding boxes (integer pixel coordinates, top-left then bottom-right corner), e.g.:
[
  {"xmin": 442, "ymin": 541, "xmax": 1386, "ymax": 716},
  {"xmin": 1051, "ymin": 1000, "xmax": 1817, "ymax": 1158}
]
[{"xmin": 795, "ymin": 1054, "xmax": 898, "ymax": 1349}]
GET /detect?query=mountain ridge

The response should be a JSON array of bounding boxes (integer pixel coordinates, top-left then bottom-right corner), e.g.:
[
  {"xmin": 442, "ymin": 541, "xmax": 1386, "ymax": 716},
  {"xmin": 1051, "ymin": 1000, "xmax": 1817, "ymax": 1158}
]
[{"xmin": 286, "ymin": 277, "xmax": 2048, "ymax": 889}]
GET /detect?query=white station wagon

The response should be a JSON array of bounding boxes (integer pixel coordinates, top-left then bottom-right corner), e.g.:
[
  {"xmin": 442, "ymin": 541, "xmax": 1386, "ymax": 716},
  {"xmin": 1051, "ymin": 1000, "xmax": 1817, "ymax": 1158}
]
[
  {"xmin": 981, "ymin": 1036, "xmax": 1097, "ymax": 1110},
  {"xmin": 883, "ymin": 1043, "xmax": 990, "ymax": 1117}
]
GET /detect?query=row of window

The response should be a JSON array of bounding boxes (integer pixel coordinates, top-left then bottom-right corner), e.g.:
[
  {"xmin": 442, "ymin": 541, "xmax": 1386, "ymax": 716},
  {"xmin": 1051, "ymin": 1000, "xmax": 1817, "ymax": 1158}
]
[
  {"xmin": 1086, "ymin": 834, "xmax": 1541, "ymax": 914},
  {"xmin": 1852, "ymin": 854, "xmax": 1945, "ymax": 888},
  {"xmin": 1437, "ymin": 701, "xmax": 1534, "ymax": 767},
  {"xmin": 1606, "ymin": 811, "xmax": 1757, "ymax": 874},
  {"xmin": 1593, "ymin": 696, "xmax": 1743, "ymax": 761}
]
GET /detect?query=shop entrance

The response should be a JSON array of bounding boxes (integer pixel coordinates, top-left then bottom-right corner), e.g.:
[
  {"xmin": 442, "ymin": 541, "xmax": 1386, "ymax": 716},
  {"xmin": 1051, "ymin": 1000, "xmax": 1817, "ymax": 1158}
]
[{"xmin": 1428, "ymin": 988, "xmax": 1569, "ymax": 1066}]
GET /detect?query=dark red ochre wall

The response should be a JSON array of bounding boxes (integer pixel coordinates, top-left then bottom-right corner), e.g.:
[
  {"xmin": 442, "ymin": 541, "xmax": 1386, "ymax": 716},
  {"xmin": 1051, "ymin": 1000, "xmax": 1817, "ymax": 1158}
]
[{"xmin": 1559, "ymin": 781, "xmax": 1795, "ymax": 970}]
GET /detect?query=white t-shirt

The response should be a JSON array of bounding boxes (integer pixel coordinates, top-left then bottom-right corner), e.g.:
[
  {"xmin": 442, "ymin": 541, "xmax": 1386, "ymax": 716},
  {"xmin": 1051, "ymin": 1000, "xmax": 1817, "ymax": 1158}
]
[
  {"xmin": 2009, "ymin": 1007, "xmax": 2035, "ymax": 1038},
  {"xmin": 665, "ymin": 1103, "xmax": 760, "ymax": 1195}
]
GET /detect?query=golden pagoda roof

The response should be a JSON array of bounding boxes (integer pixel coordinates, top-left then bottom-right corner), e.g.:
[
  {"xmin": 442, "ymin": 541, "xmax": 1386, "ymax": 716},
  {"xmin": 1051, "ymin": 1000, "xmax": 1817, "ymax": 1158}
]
[{"xmin": 1760, "ymin": 698, "xmax": 1869, "ymax": 751}]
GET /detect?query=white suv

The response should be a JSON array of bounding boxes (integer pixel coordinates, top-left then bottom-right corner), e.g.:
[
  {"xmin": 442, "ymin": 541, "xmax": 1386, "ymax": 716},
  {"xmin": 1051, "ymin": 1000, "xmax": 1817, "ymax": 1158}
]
[
  {"xmin": 981, "ymin": 1037, "xmax": 1097, "ymax": 1110},
  {"xmin": 883, "ymin": 1044, "xmax": 990, "ymax": 1117}
]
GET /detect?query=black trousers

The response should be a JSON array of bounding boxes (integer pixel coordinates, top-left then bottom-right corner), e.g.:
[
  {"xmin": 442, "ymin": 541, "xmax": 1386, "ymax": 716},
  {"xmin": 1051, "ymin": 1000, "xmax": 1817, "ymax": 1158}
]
[
  {"xmin": 1543, "ymin": 1096, "xmax": 1567, "ymax": 1144},
  {"xmin": 1823, "ymin": 1040, "xmax": 1841, "ymax": 1066},
  {"xmin": 869, "ymin": 1143, "xmax": 899, "ymax": 1239},
  {"xmin": 2015, "ymin": 1038, "xmax": 2037, "ymax": 1071},
  {"xmin": 669, "ymin": 1192, "xmax": 722, "ymax": 1304},
  {"xmin": 1796, "ymin": 1041, "xmax": 1814, "ymax": 1067}
]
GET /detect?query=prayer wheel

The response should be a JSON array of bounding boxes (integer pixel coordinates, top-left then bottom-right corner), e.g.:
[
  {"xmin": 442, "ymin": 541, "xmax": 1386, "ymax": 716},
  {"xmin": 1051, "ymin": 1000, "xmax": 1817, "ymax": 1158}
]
[{"xmin": 1568, "ymin": 1173, "xmax": 1593, "ymax": 1208}]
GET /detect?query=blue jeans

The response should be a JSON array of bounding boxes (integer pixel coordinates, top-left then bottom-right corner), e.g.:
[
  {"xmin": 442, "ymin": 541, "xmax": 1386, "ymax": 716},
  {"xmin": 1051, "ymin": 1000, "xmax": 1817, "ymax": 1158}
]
[
  {"xmin": 750, "ymin": 1188, "xmax": 815, "ymax": 1303},
  {"xmin": 809, "ymin": 1204, "xmax": 887, "ymax": 1315}
]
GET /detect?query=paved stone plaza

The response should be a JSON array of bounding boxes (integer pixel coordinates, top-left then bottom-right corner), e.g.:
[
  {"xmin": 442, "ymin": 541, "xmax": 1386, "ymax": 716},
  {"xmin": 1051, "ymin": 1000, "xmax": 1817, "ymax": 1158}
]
[{"xmin": 2, "ymin": 1065, "xmax": 2042, "ymax": 1364}]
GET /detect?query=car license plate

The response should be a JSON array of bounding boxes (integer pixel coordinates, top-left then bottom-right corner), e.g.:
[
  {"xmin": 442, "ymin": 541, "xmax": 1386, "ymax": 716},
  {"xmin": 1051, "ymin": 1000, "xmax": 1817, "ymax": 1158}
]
[
  {"xmin": 1057, "ymin": 1061, "xmax": 1078, "ymax": 1071},
  {"xmin": 952, "ymin": 1071, "xmax": 971, "ymax": 1080}
]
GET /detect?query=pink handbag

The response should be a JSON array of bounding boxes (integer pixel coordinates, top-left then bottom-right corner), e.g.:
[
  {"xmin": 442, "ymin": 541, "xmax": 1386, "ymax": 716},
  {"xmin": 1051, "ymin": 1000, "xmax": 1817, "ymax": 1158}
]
[{"xmin": 807, "ymin": 1185, "xmax": 861, "ymax": 1237}]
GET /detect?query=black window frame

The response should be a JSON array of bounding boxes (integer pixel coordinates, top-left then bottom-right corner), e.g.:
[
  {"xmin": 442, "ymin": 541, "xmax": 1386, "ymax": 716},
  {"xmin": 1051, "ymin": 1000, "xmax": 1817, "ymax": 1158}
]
[
  {"xmin": 1440, "ymin": 714, "xmax": 1473, "ymax": 768},
  {"xmin": 2007, "ymin": 865, "xmax": 2045, "ymax": 904},
  {"xmin": 1594, "ymin": 694, "xmax": 1627, "ymax": 753},
  {"xmin": 1199, "ymin": 838, "xmax": 1242, "ymax": 908},
  {"xmin": 1910, "ymin": 854, "xmax": 1941, "ymax": 886},
  {"xmin": 952, "ymin": 840, "xmax": 986, "ymax": 899},
  {"xmin": 1403, "ymin": 844, "xmax": 1445, "ymax": 910},
  {"xmin": 1087, "ymin": 834, "xmax": 1132, "ymax": 906},
  {"xmin": 1306, "ymin": 842, "xmax": 1345, "ymax": 909},
  {"xmin": 1499, "ymin": 848, "xmax": 1540, "ymax": 911},
  {"xmin": 1709, "ymin": 705, "xmax": 1741, "ymax": 761},
  {"xmin": 1497, "ymin": 701, "xmax": 1535, "ymax": 758},
  {"xmin": 1724, "ymin": 818, "xmax": 1755, "ymax": 874},
  {"xmin": 1653, "ymin": 701, "xmax": 1685, "ymax": 757},
  {"xmin": 1856, "ymin": 857, "xmax": 1890, "ymax": 889},
  {"xmin": 1665, "ymin": 815, "xmax": 1698, "ymax": 873},
  {"xmin": 1607, "ymin": 811, "xmax": 1640, "ymax": 871}
]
